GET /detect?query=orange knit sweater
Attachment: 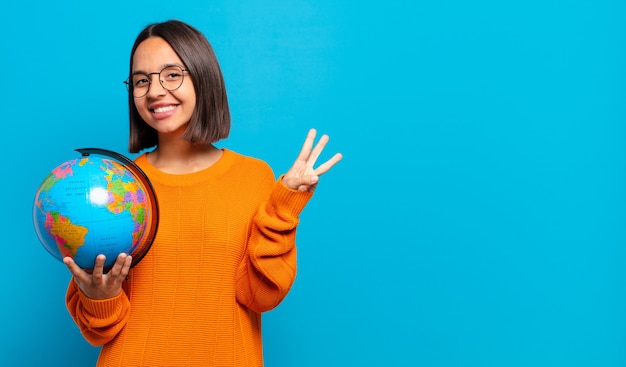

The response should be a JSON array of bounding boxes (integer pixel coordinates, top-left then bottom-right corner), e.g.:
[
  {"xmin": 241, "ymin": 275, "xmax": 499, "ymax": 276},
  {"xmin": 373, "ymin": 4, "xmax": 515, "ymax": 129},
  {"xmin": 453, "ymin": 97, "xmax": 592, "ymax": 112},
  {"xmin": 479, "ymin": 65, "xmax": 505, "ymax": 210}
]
[{"xmin": 66, "ymin": 149, "xmax": 312, "ymax": 367}]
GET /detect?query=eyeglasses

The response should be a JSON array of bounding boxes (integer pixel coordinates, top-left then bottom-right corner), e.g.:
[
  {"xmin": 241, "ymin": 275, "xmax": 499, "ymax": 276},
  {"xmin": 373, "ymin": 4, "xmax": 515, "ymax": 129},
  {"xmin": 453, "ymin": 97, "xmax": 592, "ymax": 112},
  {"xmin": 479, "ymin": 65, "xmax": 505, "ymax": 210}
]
[{"xmin": 124, "ymin": 65, "xmax": 189, "ymax": 98}]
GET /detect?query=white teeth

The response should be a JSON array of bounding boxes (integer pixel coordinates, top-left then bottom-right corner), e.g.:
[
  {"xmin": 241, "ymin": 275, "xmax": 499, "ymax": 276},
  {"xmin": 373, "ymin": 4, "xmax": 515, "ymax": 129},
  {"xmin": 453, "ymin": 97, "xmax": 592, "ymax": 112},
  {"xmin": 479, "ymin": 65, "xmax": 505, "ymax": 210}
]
[{"xmin": 153, "ymin": 105, "xmax": 176, "ymax": 113}]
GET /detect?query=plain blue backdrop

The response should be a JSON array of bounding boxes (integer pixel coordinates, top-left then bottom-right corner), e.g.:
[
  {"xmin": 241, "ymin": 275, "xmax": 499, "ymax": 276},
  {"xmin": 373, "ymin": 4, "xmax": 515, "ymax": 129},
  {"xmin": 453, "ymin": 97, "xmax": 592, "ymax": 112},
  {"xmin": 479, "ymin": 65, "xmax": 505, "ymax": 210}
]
[{"xmin": 1, "ymin": 0, "xmax": 625, "ymax": 366}]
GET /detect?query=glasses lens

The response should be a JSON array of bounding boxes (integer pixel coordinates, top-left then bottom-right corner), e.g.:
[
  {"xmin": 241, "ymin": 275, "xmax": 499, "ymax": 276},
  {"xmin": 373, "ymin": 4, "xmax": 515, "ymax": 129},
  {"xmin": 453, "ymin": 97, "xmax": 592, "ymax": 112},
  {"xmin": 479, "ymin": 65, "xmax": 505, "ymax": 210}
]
[
  {"xmin": 126, "ymin": 66, "xmax": 185, "ymax": 98},
  {"xmin": 131, "ymin": 73, "xmax": 150, "ymax": 98},
  {"xmin": 159, "ymin": 66, "xmax": 185, "ymax": 91}
]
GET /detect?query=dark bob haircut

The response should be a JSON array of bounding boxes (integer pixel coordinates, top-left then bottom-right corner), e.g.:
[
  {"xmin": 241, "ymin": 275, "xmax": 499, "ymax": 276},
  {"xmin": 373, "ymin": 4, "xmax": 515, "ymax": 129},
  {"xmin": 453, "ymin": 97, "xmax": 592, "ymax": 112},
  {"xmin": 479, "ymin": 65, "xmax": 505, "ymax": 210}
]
[{"xmin": 127, "ymin": 20, "xmax": 230, "ymax": 153}]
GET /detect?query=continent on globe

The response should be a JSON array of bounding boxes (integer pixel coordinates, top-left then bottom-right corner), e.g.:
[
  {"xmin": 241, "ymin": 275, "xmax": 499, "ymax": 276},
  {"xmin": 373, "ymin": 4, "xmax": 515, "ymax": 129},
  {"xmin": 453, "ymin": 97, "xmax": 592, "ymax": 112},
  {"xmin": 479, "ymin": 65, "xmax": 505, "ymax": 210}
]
[
  {"xmin": 45, "ymin": 212, "xmax": 88, "ymax": 258},
  {"xmin": 33, "ymin": 148, "xmax": 158, "ymax": 271}
]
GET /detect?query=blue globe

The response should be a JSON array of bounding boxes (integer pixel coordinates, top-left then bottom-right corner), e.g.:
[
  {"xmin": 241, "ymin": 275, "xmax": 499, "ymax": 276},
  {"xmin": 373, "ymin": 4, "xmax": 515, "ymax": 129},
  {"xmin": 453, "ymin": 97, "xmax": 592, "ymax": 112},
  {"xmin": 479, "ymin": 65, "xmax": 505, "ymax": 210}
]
[{"xmin": 32, "ymin": 148, "xmax": 158, "ymax": 271}]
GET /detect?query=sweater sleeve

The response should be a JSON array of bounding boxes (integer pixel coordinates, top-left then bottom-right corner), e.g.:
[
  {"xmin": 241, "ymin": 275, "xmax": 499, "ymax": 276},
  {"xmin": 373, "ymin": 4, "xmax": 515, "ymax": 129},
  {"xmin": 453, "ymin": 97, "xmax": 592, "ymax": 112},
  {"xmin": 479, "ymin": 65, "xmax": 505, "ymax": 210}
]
[
  {"xmin": 65, "ymin": 278, "xmax": 131, "ymax": 346},
  {"xmin": 235, "ymin": 177, "xmax": 313, "ymax": 313}
]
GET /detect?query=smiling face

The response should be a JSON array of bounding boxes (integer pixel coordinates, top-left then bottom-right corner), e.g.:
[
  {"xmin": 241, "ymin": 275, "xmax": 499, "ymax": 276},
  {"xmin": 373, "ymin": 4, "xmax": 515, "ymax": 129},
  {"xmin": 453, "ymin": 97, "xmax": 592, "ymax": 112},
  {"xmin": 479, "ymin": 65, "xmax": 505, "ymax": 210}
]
[{"xmin": 131, "ymin": 37, "xmax": 196, "ymax": 137}]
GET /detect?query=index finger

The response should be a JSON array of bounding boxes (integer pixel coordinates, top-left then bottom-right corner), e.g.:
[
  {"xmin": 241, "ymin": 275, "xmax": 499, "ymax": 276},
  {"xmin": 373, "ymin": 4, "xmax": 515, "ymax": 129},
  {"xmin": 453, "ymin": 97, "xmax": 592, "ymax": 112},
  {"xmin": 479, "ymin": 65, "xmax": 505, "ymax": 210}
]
[
  {"xmin": 91, "ymin": 254, "xmax": 107, "ymax": 283},
  {"xmin": 314, "ymin": 152, "xmax": 343, "ymax": 176}
]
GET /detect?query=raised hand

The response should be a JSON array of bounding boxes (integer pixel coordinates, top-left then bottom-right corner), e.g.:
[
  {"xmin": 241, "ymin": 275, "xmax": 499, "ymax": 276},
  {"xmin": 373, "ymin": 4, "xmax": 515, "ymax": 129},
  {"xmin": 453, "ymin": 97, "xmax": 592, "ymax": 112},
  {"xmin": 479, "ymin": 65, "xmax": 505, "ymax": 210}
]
[
  {"xmin": 63, "ymin": 253, "xmax": 132, "ymax": 300},
  {"xmin": 282, "ymin": 129, "xmax": 342, "ymax": 192}
]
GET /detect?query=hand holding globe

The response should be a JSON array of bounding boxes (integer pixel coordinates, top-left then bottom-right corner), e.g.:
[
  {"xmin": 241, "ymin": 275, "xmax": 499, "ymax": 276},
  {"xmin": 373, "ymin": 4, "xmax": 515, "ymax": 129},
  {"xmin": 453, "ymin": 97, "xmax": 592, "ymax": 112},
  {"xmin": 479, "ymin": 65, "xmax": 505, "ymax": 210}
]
[{"xmin": 63, "ymin": 252, "xmax": 134, "ymax": 299}]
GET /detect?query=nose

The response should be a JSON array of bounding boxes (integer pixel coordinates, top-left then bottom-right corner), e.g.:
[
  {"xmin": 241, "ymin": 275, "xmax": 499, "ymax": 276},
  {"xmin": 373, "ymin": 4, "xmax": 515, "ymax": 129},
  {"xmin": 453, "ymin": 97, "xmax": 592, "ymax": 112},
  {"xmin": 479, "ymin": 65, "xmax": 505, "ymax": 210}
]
[{"xmin": 145, "ymin": 72, "xmax": 167, "ymax": 97}]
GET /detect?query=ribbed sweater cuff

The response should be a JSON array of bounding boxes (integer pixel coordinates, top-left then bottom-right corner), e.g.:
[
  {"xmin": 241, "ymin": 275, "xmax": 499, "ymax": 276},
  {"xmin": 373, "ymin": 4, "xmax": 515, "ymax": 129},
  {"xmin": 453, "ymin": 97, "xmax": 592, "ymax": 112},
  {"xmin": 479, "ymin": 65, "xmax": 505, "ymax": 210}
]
[
  {"xmin": 78, "ymin": 290, "xmax": 126, "ymax": 318},
  {"xmin": 275, "ymin": 175, "xmax": 313, "ymax": 218}
]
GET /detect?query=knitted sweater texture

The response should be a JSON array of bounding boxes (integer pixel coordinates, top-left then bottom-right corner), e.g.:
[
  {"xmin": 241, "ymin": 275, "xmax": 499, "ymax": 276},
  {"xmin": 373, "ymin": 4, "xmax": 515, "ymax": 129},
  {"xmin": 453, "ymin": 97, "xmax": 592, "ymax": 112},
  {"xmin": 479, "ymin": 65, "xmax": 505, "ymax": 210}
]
[{"xmin": 66, "ymin": 149, "xmax": 312, "ymax": 367}]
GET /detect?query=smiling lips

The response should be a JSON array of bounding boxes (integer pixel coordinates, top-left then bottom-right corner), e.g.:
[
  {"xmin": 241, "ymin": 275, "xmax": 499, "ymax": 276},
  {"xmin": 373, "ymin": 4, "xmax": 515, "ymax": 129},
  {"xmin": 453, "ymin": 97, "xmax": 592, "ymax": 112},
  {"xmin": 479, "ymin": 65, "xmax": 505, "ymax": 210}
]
[
  {"xmin": 150, "ymin": 104, "xmax": 178, "ymax": 120},
  {"xmin": 152, "ymin": 105, "xmax": 177, "ymax": 113}
]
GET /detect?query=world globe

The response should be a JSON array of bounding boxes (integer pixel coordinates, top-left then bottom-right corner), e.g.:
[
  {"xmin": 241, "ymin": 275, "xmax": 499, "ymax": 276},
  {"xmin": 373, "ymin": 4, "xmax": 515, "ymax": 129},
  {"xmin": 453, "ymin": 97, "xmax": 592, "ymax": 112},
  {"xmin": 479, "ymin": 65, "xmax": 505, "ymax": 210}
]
[{"xmin": 32, "ymin": 148, "xmax": 159, "ymax": 271}]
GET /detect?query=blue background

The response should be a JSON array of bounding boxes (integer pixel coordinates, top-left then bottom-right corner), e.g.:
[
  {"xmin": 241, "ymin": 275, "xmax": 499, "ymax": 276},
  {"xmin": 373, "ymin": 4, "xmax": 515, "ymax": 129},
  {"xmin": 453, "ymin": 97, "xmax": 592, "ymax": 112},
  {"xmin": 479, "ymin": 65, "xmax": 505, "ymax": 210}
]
[{"xmin": 2, "ymin": 1, "xmax": 625, "ymax": 366}]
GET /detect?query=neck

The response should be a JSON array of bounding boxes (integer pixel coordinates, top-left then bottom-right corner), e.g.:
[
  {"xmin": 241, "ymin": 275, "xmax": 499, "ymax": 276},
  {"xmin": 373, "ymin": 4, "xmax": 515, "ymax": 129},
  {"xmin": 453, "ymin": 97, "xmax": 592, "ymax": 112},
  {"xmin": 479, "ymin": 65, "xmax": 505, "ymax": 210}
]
[{"xmin": 147, "ymin": 139, "xmax": 222, "ymax": 174}]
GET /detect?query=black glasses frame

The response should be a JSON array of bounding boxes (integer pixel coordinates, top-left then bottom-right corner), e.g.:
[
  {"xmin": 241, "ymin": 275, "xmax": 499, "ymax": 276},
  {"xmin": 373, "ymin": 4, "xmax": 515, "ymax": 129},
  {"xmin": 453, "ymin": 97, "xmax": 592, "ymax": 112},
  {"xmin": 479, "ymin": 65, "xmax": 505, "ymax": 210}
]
[{"xmin": 123, "ymin": 65, "xmax": 189, "ymax": 98}]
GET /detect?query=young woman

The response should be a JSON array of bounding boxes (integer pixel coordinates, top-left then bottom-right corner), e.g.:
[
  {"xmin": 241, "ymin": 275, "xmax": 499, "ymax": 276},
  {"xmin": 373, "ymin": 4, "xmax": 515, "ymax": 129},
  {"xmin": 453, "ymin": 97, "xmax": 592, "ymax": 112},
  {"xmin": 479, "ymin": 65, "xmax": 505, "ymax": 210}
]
[{"xmin": 63, "ymin": 20, "xmax": 342, "ymax": 367}]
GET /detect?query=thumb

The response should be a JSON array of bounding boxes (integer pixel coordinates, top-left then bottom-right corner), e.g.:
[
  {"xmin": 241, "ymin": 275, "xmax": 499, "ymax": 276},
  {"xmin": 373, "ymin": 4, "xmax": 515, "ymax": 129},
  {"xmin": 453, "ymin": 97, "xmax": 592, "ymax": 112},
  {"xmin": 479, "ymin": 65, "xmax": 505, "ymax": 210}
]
[{"xmin": 284, "ymin": 174, "xmax": 318, "ymax": 190}]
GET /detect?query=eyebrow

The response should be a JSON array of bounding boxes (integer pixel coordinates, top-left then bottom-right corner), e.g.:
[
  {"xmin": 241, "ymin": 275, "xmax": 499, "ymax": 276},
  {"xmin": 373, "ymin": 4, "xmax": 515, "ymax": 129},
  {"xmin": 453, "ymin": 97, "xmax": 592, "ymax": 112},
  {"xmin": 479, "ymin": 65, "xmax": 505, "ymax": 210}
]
[{"xmin": 131, "ymin": 63, "xmax": 184, "ymax": 75}]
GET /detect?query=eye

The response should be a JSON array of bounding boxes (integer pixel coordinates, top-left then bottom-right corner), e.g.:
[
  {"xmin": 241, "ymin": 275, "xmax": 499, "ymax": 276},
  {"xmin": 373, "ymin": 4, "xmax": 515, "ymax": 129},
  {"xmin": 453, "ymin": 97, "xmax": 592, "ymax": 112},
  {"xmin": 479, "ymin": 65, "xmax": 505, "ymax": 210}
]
[
  {"xmin": 133, "ymin": 77, "xmax": 150, "ymax": 87},
  {"xmin": 162, "ymin": 66, "xmax": 184, "ymax": 81}
]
